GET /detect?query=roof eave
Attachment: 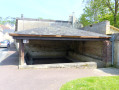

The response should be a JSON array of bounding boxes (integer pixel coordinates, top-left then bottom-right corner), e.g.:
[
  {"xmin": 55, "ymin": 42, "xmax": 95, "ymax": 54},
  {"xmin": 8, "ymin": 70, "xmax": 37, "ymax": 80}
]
[{"xmin": 9, "ymin": 33, "xmax": 111, "ymax": 39}]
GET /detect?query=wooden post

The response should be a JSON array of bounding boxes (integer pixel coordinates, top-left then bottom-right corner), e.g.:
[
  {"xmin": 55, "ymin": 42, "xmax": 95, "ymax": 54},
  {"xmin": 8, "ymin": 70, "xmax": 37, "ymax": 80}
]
[
  {"xmin": 19, "ymin": 39, "xmax": 25, "ymax": 65},
  {"xmin": 103, "ymin": 40, "xmax": 112, "ymax": 67}
]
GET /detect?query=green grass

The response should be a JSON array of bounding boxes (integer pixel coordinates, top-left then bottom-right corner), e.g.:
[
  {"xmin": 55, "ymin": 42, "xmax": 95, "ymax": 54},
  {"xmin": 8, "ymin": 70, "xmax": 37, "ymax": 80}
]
[{"xmin": 60, "ymin": 76, "xmax": 119, "ymax": 90}]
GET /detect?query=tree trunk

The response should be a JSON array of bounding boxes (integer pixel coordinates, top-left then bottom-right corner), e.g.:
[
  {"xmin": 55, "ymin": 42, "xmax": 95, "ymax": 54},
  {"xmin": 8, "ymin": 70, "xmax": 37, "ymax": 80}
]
[
  {"xmin": 114, "ymin": 14, "xmax": 117, "ymax": 26},
  {"xmin": 106, "ymin": 0, "xmax": 118, "ymax": 27},
  {"xmin": 114, "ymin": 0, "xmax": 118, "ymax": 27}
]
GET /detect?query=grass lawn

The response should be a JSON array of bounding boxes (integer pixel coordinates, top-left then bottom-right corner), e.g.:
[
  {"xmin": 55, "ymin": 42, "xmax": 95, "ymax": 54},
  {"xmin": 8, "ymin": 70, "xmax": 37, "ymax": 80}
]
[{"xmin": 60, "ymin": 76, "xmax": 119, "ymax": 90}]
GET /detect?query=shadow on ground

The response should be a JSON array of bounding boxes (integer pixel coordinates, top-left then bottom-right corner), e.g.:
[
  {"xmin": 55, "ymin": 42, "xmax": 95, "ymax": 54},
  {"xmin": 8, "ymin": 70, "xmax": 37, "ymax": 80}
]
[
  {"xmin": 0, "ymin": 48, "xmax": 8, "ymax": 51},
  {"xmin": 96, "ymin": 68, "xmax": 119, "ymax": 76},
  {"xmin": 0, "ymin": 43, "xmax": 19, "ymax": 66}
]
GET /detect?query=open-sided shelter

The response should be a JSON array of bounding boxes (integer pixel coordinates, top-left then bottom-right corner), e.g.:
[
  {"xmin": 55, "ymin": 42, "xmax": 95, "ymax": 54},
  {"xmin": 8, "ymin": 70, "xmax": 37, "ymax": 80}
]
[{"xmin": 10, "ymin": 18, "xmax": 112, "ymax": 68}]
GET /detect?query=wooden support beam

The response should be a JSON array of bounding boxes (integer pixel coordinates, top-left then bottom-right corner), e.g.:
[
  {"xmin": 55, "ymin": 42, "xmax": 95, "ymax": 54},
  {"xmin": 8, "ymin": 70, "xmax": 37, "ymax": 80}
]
[
  {"xmin": 102, "ymin": 40, "xmax": 112, "ymax": 67},
  {"xmin": 19, "ymin": 39, "xmax": 25, "ymax": 65},
  {"xmin": 9, "ymin": 33, "xmax": 111, "ymax": 39}
]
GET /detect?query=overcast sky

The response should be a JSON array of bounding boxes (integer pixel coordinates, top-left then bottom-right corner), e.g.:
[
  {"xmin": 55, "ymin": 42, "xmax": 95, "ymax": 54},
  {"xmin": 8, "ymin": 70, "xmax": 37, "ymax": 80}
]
[{"xmin": 0, "ymin": 0, "xmax": 84, "ymax": 20}]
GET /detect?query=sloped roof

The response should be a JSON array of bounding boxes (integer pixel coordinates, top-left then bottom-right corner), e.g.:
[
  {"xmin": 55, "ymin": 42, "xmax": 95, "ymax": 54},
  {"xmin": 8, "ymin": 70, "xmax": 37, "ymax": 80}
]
[{"xmin": 10, "ymin": 24, "xmax": 110, "ymax": 39}]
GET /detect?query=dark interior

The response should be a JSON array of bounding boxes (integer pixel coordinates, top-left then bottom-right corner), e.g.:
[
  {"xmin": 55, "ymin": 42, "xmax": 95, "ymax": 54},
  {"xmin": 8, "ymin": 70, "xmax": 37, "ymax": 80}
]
[
  {"xmin": 32, "ymin": 58, "xmax": 72, "ymax": 64},
  {"xmin": 24, "ymin": 40, "xmax": 103, "ymax": 66}
]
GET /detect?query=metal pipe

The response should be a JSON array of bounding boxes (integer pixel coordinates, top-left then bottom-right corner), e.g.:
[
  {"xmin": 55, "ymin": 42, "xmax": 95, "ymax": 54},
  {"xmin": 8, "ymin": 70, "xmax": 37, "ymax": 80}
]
[{"xmin": 110, "ymin": 34, "xmax": 116, "ymax": 65}]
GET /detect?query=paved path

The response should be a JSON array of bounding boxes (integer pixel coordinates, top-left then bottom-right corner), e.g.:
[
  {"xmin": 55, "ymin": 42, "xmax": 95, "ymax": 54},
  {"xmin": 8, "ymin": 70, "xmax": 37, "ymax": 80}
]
[
  {"xmin": 0, "ymin": 44, "xmax": 119, "ymax": 90},
  {"xmin": 0, "ymin": 48, "xmax": 8, "ymax": 63}
]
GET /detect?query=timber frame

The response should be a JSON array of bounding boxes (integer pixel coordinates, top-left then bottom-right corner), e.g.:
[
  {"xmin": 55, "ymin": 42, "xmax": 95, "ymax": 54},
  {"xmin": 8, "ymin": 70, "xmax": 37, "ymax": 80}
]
[
  {"xmin": 10, "ymin": 33, "xmax": 111, "ymax": 39},
  {"xmin": 19, "ymin": 40, "xmax": 25, "ymax": 65}
]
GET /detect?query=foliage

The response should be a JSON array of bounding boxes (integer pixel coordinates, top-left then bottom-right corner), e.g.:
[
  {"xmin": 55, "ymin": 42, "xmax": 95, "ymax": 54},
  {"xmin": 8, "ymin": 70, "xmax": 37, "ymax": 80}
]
[
  {"xmin": 79, "ymin": 0, "xmax": 119, "ymax": 27},
  {"xmin": 79, "ymin": 14, "xmax": 92, "ymax": 27},
  {"xmin": 60, "ymin": 76, "xmax": 119, "ymax": 90},
  {"xmin": 0, "ymin": 17, "xmax": 16, "ymax": 25},
  {"xmin": 99, "ymin": 13, "xmax": 119, "ymax": 26}
]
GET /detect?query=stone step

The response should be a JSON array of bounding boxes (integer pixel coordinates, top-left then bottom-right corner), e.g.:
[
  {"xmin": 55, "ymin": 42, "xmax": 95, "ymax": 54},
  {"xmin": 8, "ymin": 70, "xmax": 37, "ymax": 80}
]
[{"xmin": 19, "ymin": 62, "xmax": 97, "ymax": 69}]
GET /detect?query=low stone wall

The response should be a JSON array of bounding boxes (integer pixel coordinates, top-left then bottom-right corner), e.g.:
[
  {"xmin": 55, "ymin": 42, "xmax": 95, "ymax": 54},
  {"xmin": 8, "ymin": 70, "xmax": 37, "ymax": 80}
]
[
  {"xmin": 19, "ymin": 62, "xmax": 97, "ymax": 69},
  {"xmin": 68, "ymin": 52, "xmax": 105, "ymax": 68},
  {"xmin": 78, "ymin": 41, "xmax": 103, "ymax": 60}
]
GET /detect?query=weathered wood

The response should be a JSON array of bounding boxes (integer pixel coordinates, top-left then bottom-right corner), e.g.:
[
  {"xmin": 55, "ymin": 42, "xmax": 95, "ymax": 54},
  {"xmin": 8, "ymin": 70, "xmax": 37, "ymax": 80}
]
[
  {"xmin": 13, "ymin": 36, "xmax": 110, "ymax": 41},
  {"xmin": 102, "ymin": 40, "xmax": 112, "ymax": 67},
  {"xmin": 19, "ymin": 39, "xmax": 25, "ymax": 65},
  {"xmin": 9, "ymin": 33, "xmax": 111, "ymax": 39}
]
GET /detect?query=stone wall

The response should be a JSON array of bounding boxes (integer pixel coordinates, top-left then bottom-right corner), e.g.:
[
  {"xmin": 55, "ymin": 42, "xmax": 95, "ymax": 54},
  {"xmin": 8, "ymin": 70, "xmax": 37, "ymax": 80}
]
[
  {"xmin": 68, "ymin": 52, "xmax": 105, "ymax": 68},
  {"xmin": 25, "ymin": 40, "xmax": 72, "ymax": 58},
  {"xmin": 114, "ymin": 40, "xmax": 119, "ymax": 68},
  {"xmin": 25, "ymin": 40, "xmax": 103, "ymax": 61},
  {"xmin": 82, "ymin": 21, "xmax": 110, "ymax": 34},
  {"xmin": 17, "ymin": 20, "xmax": 51, "ymax": 31},
  {"xmin": 112, "ymin": 34, "xmax": 119, "ymax": 68},
  {"xmin": 67, "ymin": 41, "xmax": 105, "ymax": 67},
  {"xmin": 77, "ymin": 41, "xmax": 103, "ymax": 60},
  {"xmin": 17, "ymin": 20, "xmax": 71, "ymax": 31}
]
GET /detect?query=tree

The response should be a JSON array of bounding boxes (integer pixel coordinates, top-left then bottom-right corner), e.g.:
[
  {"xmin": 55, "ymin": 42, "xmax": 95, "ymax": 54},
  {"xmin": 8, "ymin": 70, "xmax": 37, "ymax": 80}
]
[
  {"xmin": 80, "ymin": 0, "xmax": 119, "ymax": 27},
  {"xmin": 0, "ymin": 17, "xmax": 16, "ymax": 25},
  {"xmin": 106, "ymin": 0, "xmax": 119, "ymax": 26},
  {"xmin": 79, "ymin": 14, "xmax": 92, "ymax": 27},
  {"xmin": 80, "ymin": 0, "xmax": 108, "ymax": 26}
]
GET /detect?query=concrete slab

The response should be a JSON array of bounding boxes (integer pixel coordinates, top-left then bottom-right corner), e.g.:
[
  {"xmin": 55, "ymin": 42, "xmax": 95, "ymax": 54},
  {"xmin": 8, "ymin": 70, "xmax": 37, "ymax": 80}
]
[{"xmin": 19, "ymin": 62, "xmax": 97, "ymax": 69}]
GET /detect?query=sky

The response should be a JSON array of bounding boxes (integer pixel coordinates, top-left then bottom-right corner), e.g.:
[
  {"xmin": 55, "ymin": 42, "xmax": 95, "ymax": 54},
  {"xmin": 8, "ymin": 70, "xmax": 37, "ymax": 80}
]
[{"xmin": 0, "ymin": 0, "xmax": 84, "ymax": 20}]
